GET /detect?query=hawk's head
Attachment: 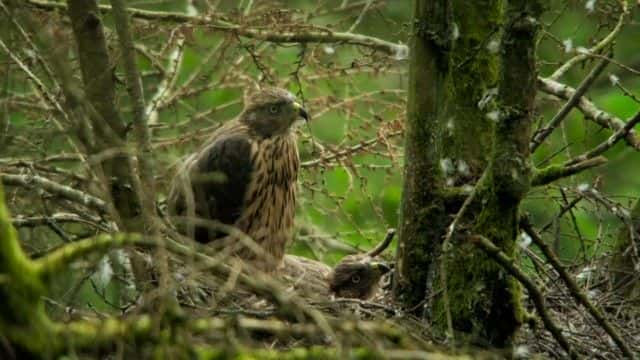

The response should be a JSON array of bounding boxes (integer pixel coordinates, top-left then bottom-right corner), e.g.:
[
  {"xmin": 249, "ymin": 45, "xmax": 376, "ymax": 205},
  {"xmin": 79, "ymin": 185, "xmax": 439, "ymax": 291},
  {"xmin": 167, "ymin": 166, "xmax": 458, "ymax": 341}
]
[
  {"xmin": 328, "ymin": 261, "xmax": 391, "ymax": 299},
  {"xmin": 240, "ymin": 87, "xmax": 309, "ymax": 137}
]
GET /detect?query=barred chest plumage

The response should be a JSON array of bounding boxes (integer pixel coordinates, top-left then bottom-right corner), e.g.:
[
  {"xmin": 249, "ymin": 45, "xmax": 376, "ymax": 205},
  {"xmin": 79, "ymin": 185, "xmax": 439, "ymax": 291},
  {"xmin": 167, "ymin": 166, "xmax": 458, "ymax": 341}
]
[{"xmin": 234, "ymin": 132, "xmax": 299, "ymax": 267}]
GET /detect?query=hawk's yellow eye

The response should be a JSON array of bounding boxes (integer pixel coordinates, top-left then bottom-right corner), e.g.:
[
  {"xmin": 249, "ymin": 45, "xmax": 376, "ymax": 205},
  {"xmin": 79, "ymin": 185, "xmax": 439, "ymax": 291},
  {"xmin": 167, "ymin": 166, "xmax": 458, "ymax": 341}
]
[{"xmin": 269, "ymin": 105, "xmax": 279, "ymax": 114}]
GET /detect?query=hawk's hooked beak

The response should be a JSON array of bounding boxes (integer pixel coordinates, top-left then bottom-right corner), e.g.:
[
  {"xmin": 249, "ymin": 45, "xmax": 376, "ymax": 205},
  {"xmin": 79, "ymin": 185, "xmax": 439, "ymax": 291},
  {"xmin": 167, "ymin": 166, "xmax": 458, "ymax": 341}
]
[{"xmin": 293, "ymin": 101, "xmax": 309, "ymax": 121}]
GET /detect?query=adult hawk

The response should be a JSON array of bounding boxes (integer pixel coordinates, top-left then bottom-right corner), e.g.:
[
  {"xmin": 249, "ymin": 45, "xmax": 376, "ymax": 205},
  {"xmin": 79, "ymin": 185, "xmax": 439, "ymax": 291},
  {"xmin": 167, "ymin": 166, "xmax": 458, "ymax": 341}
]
[{"xmin": 168, "ymin": 88, "xmax": 308, "ymax": 270}]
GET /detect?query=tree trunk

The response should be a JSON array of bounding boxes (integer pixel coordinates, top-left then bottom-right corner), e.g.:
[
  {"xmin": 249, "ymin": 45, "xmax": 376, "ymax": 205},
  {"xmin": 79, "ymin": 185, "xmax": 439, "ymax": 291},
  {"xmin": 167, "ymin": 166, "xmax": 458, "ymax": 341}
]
[
  {"xmin": 395, "ymin": 0, "xmax": 543, "ymax": 347},
  {"xmin": 67, "ymin": 0, "xmax": 143, "ymax": 233}
]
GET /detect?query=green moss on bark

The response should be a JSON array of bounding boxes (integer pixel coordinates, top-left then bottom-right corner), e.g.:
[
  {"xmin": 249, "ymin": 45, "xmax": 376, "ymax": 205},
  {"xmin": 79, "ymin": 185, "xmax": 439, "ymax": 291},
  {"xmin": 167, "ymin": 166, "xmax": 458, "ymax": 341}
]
[
  {"xmin": 394, "ymin": 0, "xmax": 453, "ymax": 310},
  {"xmin": 442, "ymin": 1, "xmax": 503, "ymax": 174},
  {"xmin": 0, "ymin": 184, "xmax": 59, "ymax": 356},
  {"xmin": 397, "ymin": 0, "xmax": 543, "ymax": 348}
]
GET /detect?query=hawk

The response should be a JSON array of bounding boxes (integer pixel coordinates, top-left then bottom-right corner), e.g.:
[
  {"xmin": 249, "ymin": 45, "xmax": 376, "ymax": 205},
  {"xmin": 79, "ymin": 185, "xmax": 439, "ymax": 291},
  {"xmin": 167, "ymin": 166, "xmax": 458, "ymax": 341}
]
[
  {"xmin": 327, "ymin": 229, "xmax": 395, "ymax": 299},
  {"xmin": 285, "ymin": 229, "xmax": 395, "ymax": 300},
  {"xmin": 168, "ymin": 87, "xmax": 308, "ymax": 270}
]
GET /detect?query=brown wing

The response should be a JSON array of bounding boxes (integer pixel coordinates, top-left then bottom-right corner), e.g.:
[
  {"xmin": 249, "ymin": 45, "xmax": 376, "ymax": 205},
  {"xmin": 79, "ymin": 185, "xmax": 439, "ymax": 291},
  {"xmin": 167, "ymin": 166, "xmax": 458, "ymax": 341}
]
[{"xmin": 168, "ymin": 127, "xmax": 254, "ymax": 243}]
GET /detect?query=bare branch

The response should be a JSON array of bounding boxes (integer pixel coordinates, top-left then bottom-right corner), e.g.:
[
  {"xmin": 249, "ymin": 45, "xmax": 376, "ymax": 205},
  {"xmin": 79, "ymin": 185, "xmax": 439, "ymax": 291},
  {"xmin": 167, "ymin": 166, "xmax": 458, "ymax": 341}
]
[
  {"xmin": 12, "ymin": 212, "xmax": 110, "ymax": 232},
  {"xmin": 25, "ymin": 0, "xmax": 407, "ymax": 57},
  {"xmin": 566, "ymin": 111, "xmax": 640, "ymax": 166},
  {"xmin": 366, "ymin": 228, "xmax": 395, "ymax": 258},
  {"xmin": 1, "ymin": 173, "xmax": 108, "ymax": 213},
  {"xmin": 301, "ymin": 130, "xmax": 402, "ymax": 168},
  {"xmin": 549, "ymin": 0, "xmax": 628, "ymax": 80},
  {"xmin": 470, "ymin": 235, "xmax": 578, "ymax": 359},
  {"xmin": 520, "ymin": 220, "xmax": 635, "ymax": 359},
  {"xmin": 109, "ymin": 0, "xmax": 152, "ymax": 170},
  {"xmin": 531, "ymin": 58, "xmax": 609, "ymax": 151},
  {"xmin": 538, "ymin": 76, "xmax": 640, "ymax": 150}
]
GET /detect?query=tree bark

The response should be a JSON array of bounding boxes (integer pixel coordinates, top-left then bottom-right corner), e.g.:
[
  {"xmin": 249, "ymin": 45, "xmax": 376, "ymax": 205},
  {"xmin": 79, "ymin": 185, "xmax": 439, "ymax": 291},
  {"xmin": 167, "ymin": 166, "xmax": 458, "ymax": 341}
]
[
  {"xmin": 395, "ymin": 0, "xmax": 543, "ymax": 347},
  {"xmin": 393, "ymin": 0, "xmax": 452, "ymax": 315},
  {"xmin": 67, "ymin": 0, "xmax": 143, "ymax": 233}
]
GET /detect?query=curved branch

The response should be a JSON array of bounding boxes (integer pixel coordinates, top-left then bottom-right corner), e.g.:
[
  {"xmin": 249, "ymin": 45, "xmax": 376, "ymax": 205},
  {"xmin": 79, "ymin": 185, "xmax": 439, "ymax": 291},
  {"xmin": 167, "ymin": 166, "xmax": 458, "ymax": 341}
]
[
  {"xmin": 301, "ymin": 130, "xmax": 403, "ymax": 168},
  {"xmin": 549, "ymin": 0, "xmax": 628, "ymax": 80},
  {"xmin": 366, "ymin": 228, "xmax": 396, "ymax": 258},
  {"xmin": 31, "ymin": 230, "xmax": 335, "ymax": 341}
]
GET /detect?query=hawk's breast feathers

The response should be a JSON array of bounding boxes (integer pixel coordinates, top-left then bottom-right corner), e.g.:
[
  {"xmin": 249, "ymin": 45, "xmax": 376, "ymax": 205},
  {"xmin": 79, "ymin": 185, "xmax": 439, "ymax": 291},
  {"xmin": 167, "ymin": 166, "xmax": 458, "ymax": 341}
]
[{"xmin": 169, "ymin": 121, "xmax": 299, "ymax": 263}]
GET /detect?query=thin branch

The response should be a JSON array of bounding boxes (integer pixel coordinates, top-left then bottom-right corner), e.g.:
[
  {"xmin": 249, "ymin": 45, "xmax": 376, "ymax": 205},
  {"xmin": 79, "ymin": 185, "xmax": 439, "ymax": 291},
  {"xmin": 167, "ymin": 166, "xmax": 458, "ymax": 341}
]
[
  {"xmin": 366, "ymin": 228, "xmax": 395, "ymax": 258},
  {"xmin": 531, "ymin": 156, "xmax": 607, "ymax": 187},
  {"xmin": 347, "ymin": 0, "xmax": 373, "ymax": 32},
  {"xmin": 12, "ymin": 212, "xmax": 111, "ymax": 232},
  {"xmin": 25, "ymin": 0, "xmax": 407, "ymax": 57},
  {"xmin": 109, "ymin": 0, "xmax": 168, "ymax": 292},
  {"xmin": 301, "ymin": 130, "xmax": 402, "ymax": 168},
  {"xmin": 110, "ymin": 0, "xmax": 154, "ymax": 187},
  {"xmin": 531, "ymin": 58, "xmax": 609, "ymax": 151},
  {"xmin": 470, "ymin": 235, "xmax": 578, "ymax": 359},
  {"xmin": 520, "ymin": 220, "xmax": 635, "ymax": 359},
  {"xmin": 549, "ymin": 0, "xmax": 628, "ymax": 80},
  {"xmin": 438, "ymin": 170, "xmax": 488, "ymax": 341},
  {"xmin": 146, "ymin": 34, "xmax": 185, "ymax": 123},
  {"xmin": 538, "ymin": 77, "xmax": 640, "ymax": 151},
  {"xmin": 0, "ymin": 37, "xmax": 66, "ymax": 121},
  {"xmin": 1, "ymin": 173, "xmax": 108, "ymax": 213},
  {"xmin": 540, "ymin": 193, "xmax": 584, "ymax": 234},
  {"xmin": 566, "ymin": 111, "xmax": 640, "ymax": 166}
]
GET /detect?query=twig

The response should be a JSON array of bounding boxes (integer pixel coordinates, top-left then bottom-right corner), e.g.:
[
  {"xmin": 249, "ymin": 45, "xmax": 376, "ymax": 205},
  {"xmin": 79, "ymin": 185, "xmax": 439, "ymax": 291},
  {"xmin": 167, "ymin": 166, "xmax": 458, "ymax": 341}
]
[
  {"xmin": 470, "ymin": 235, "xmax": 579, "ymax": 359},
  {"xmin": 12, "ymin": 213, "xmax": 111, "ymax": 232},
  {"xmin": 531, "ymin": 58, "xmax": 609, "ymax": 151},
  {"xmin": 549, "ymin": 0, "xmax": 628, "ymax": 80},
  {"xmin": 531, "ymin": 156, "xmax": 607, "ymax": 187},
  {"xmin": 347, "ymin": 0, "xmax": 373, "ymax": 32},
  {"xmin": 301, "ymin": 130, "xmax": 402, "ymax": 168},
  {"xmin": 110, "ymin": 0, "xmax": 154, "ymax": 187},
  {"xmin": 520, "ymin": 220, "xmax": 636, "ymax": 359},
  {"xmin": 24, "ymin": 0, "xmax": 407, "ymax": 57},
  {"xmin": 0, "ymin": 38, "xmax": 66, "ymax": 121},
  {"xmin": 366, "ymin": 228, "xmax": 395, "ymax": 258},
  {"xmin": 566, "ymin": 111, "xmax": 640, "ymax": 166},
  {"xmin": 538, "ymin": 77, "xmax": 640, "ymax": 150},
  {"xmin": 146, "ymin": 34, "xmax": 185, "ymax": 123},
  {"xmin": 1, "ymin": 173, "xmax": 108, "ymax": 213}
]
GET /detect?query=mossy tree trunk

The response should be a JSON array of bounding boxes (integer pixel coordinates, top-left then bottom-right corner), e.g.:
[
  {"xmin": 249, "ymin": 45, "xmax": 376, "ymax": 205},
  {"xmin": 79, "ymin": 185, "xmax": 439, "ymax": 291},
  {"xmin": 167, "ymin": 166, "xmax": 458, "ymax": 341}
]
[{"xmin": 395, "ymin": 0, "xmax": 543, "ymax": 347}]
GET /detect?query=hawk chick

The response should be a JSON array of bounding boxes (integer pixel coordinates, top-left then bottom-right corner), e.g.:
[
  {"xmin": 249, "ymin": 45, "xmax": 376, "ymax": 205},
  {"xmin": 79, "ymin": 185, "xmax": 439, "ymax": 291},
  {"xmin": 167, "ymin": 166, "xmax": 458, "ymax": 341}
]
[
  {"xmin": 328, "ymin": 229, "xmax": 396, "ymax": 299},
  {"xmin": 168, "ymin": 88, "xmax": 308, "ymax": 270},
  {"xmin": 328, "ymin": 261, "xmax": 391, "ymax": 299}
]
